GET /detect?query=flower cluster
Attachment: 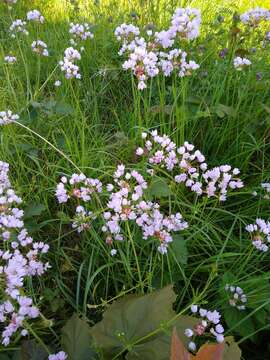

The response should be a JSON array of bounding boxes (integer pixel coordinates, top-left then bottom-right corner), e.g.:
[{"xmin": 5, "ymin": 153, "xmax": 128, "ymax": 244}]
[
  {"xmin": 233, "ymin": 57, "xmax": 251, "ymax": 70},
  {"xmin": 159, "ymin": 49, "xmax": 199, "ymax": 78},
  {"xmin": 261, "ymin": 183, "xmax": 270, "ymax": 199},
  {"xmin": 48, "ymin": 352, "xmax": 67, "ymax": 360},
  {"xmin": 0, "ymin": 110, "xmax": 19, "ymax": 125},
  {"xmin": 252, "ymin": 182, "xmax": 270, "ymax": 199},
  {"xmin": 59, "ymin": 47, "xmax": 81, "ymax": 79},
  {"xmin": 184, "ymin": 305, "xmax": 224, "ymax": 352},
  {"xmin": 246, "ymin": 218, "xmax": 270, "ymax": 252},
  {"xmin": 4, "ymin": 56, "xmax": 17, "ymax": 64},
  {"xmin": 240, "ymin": 7, "xmax": 270, "ymax": 26},
  {"xmin": 31, "ymin": 40, "xmax": 49, "ymax": 56},
  {"xmin": 225, "ymin": 284, "xmax": 247, "ymax": 310},
  {"xmin": 0, "ymin": 161, "xmax": 50, "ymax": 345},
  {"xmin": 9, "ymin": 19, "xmax": 29, "ymax": 38},
  {"xmin": 69, "ymin": 22, "xmax": 93, "ymax": 45},
  {"xmin": 136, "ymin": 131, "xmax": 243, "ymax": 200},
  {"xmin": 27, "ymin": 10, "xmax": 45, "ymax": 23},
  {"xmin": 169, "ymin": 7, "xmax": 201, "ymax": 41},
  {"xmin": 56, "ymin": 173, "xmax": 102, "ymax": 204},
  {"xmin": 102, "ymin": 165, "xmax": 188, "ymax": 254},
  {"xmin": 56, "ymin": 165, "xmax": 188, "ymax": 255},
  {"xmin": 54, "ymin": 80, "xmax": 62, "ymax": 87},
  {"xmin": 115, "ymin": 7, "xmax": 200, "ymax": 89},
  {"xmin": 72, "ymin": 205, "xmax": 96, "ymax": 233},
  {"xmin": 202, "ymin": 165, "xmax": 243, "ymax": 201}
]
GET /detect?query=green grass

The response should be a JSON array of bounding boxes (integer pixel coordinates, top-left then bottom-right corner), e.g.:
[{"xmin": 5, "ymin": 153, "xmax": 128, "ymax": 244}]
[{"xmin": 0, "ymin": 0, "xmax": 270, "ymax": 358}]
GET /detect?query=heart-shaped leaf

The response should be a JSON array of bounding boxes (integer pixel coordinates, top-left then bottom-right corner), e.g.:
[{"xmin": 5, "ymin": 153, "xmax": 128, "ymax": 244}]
[
  {"xmin": 148, "ymin": 178, "xmax": 171, "ymax": 198},
  {"xmin": 90, "ymin": 285, "xmax": 176, "ymax": 358},
  {"xmin": 61, "ymin": 313, "xmax": 97, "ymax": 360},
  {"xmin": 126, "ymin": 316, "xmax": 197, "ymax": 360}
]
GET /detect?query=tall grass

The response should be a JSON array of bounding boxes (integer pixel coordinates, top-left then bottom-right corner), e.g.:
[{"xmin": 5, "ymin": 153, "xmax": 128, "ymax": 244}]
[{"xmin": 0, "ymin": 0, "xmax": 270, "ymax": 358}]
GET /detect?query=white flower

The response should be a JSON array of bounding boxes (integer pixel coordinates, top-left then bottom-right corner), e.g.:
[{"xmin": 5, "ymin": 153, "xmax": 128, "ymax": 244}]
[
  {"xmin": 110, "ymin": 249, "xmax": 117, "ymax": 256},
  {"xmin": 54, "ymin": 80, "xmax": 61, "ymax": 87},
  {"xmin": 0, "ymin": 110, "xmax": 19, "ymax": 125},
  {"xmin": 233, "ymin": 57, "xmax": 251, "ymax": 70},
  {"xmin": 4, "ymin": 56, "xmax": 16, "ymax": 64},
  {"xmin": 184, "ymin": 328, "xmax": 193, "ymax": 337},
  {"xmin": 27, "ymin": 10, "xmax": 44, "ymax": 23},
  {"xmin": 136, "ymin": 147, "xmax": 144, "ymax": 156},
  {"xmin": 188, "ymin": 341, "xmax": 196, "ymax": 351},
  {"xmin": 31, "ymin": 40, "xmax": 49, "ymax": 56}
]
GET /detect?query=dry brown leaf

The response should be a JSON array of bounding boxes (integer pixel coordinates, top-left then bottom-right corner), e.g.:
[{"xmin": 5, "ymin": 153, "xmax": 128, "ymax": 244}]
[
  {"xmin": 195, "ymin": 342, "xmax": 224, "ymax": 360},
  {"xmin": 170, "ymin": 327, "xmax": 192, "ymax": 360}
]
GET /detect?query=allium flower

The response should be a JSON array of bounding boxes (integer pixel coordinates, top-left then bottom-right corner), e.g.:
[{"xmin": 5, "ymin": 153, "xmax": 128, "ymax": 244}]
[
  {"xmin": 54, "ymin": 80, "xmax": 61, "ymax": 87},
  {"xmin": 233, "ymin": 56, "xmax": 251, "ymax": 70},
  {"xmin": 225, "ymin": 284, "xmax": 247, "ymax": 310},
  {"xmin": 137, "ymin": 131, "xmax": 243, "ymax": 200},
  {"xmin": 27, "ymin": 10, "xmax": 45, "ymax": 23},
  {"xmin": 185, "ymin": 305, "xmax": 225, "ymax": 352},
  {"xmin": 56, "ymin": 174, "xmax": 102, "ymax": 204},
  {"xmin": 170, "ymin": 7, "xmax": 201, "ymax": 41},
  {"xmin": 159, "ymin": 49, "xmax": 199, "ymax": 77},
  {"xmin": 115, "ymin": 7, "xmax": 200, "ymax": 89},
  {"xmin": 0, "ymin": 161, "xmax": 49, "ymax": 345},
  {"xmin": 110, "ymin": 249, "xmax": 117, "ymax": 256},
  {"xmin": 31, "ymin": 40, "xmax": 49, "ymax": 56},
  {"xmin": 4, "ymin": 56, "xmax": 16, "ymax": 64},
  {"xmin": 202, "ymin": 165, "xmax": 243, "ymax": 201},
  {"xmin": 101, "ymin": 164, "xmax": 188, "ymax": 254},
  {"xmin": 48, "ymin": 352, "xmax": 67, "ymax": 360},
  {"xmin": 9, "ymin": 19, "xmax": 29, "ymax": 38},
  {"xmin": 72, "ymin": 205, "xmax": 96, "ymax": 233},
  {"xmin": 59, "ymin": 47, "xmax": 81, "ymax": 79},
  {"xmin": 240, "ymin": 7, "xmax": 270, "ymax": 26},
  {"xmin": 246, "ymin": 218, "xmax": 270, "ymax": 252},
  {"xmin": 69, "ymin": 22, "xmax": 93, "ymax": 44},
  {"xmin": 0, "ymin": 110, "xmax": 19, "ymax": 125},
  {"xmin": 114, "ymin": 23, "xmax": 140, "ymax": 46},
  {"xmin": 261, "ymin": 182, "xmax": 270, "ymax": 199}
]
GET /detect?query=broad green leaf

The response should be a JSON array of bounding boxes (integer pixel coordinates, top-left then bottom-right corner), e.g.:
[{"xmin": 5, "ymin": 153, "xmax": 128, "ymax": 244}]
[
  {"xmin": 224, "ymin": 307, "xmax": 255, "ymax": 339},
  {"xmin": 126, "ymin": 334, "xmax": 171, "ymax": 360},
  {"xmin": 24, "ymin": 203, "xmax": 46, "ymax": 219},
  {"xmin": 20, "ymin": 340, "xmax": 48, "ymax": 360},
  {"xmin": 54, "ymin": 101, "xmax": 74, "ymax": 115},
  {"xmin": 215, "ymin": 104, "xmax": 235, "ymax": 118},
  {"xmin": 195, "ymin": 110, "xmax": 211, "ymax": 119},
  {"xmin": 223, "ymin": 337, "xmax": 241, "ymax": 360},
  {"xmin": 148, "ymin": 178, "xmax": 171, "ymax": 198},
  {"xmin": 90, "ymin": 285, "xmax": 176, "ymax": 358},
  {"xmin": 0, "ymin": 355, "xmax": 12, "ymax": 360},
  {"xmin": 61, "ymin": 313, "xmax": 97, "ymax": 360},
  {"xmin": 126, "ymin": 315, "xmax": 197, "ymax": 360},
  {"xmin": 171, "ymin": 235, "xmax": 188, "ymax": 265}
]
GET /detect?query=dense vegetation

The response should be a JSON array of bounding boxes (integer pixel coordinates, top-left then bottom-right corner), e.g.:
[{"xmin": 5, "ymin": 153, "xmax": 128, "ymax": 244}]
[{"xmin": 0, "ymin": 0, "xmax": 270, "ymax": 359}]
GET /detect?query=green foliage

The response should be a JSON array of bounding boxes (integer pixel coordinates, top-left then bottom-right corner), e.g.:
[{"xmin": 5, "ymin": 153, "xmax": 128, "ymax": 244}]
[
  {"xmin": 61, "ymin": 314, "xmax": 97, "ymax": 360},
  {"xmin": 0, "ymin": 0, "xmax": 270, "ymax": 358}
]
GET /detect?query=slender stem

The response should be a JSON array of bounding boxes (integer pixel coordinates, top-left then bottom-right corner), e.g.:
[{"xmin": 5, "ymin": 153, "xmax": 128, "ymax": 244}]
[
  {"xmin": 13, "ymin": 120, "xmax": 82, "ymax": 172},
  {"xmin": 126, "ymin": 222, "xmax": 144, "ymax": 293}
]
